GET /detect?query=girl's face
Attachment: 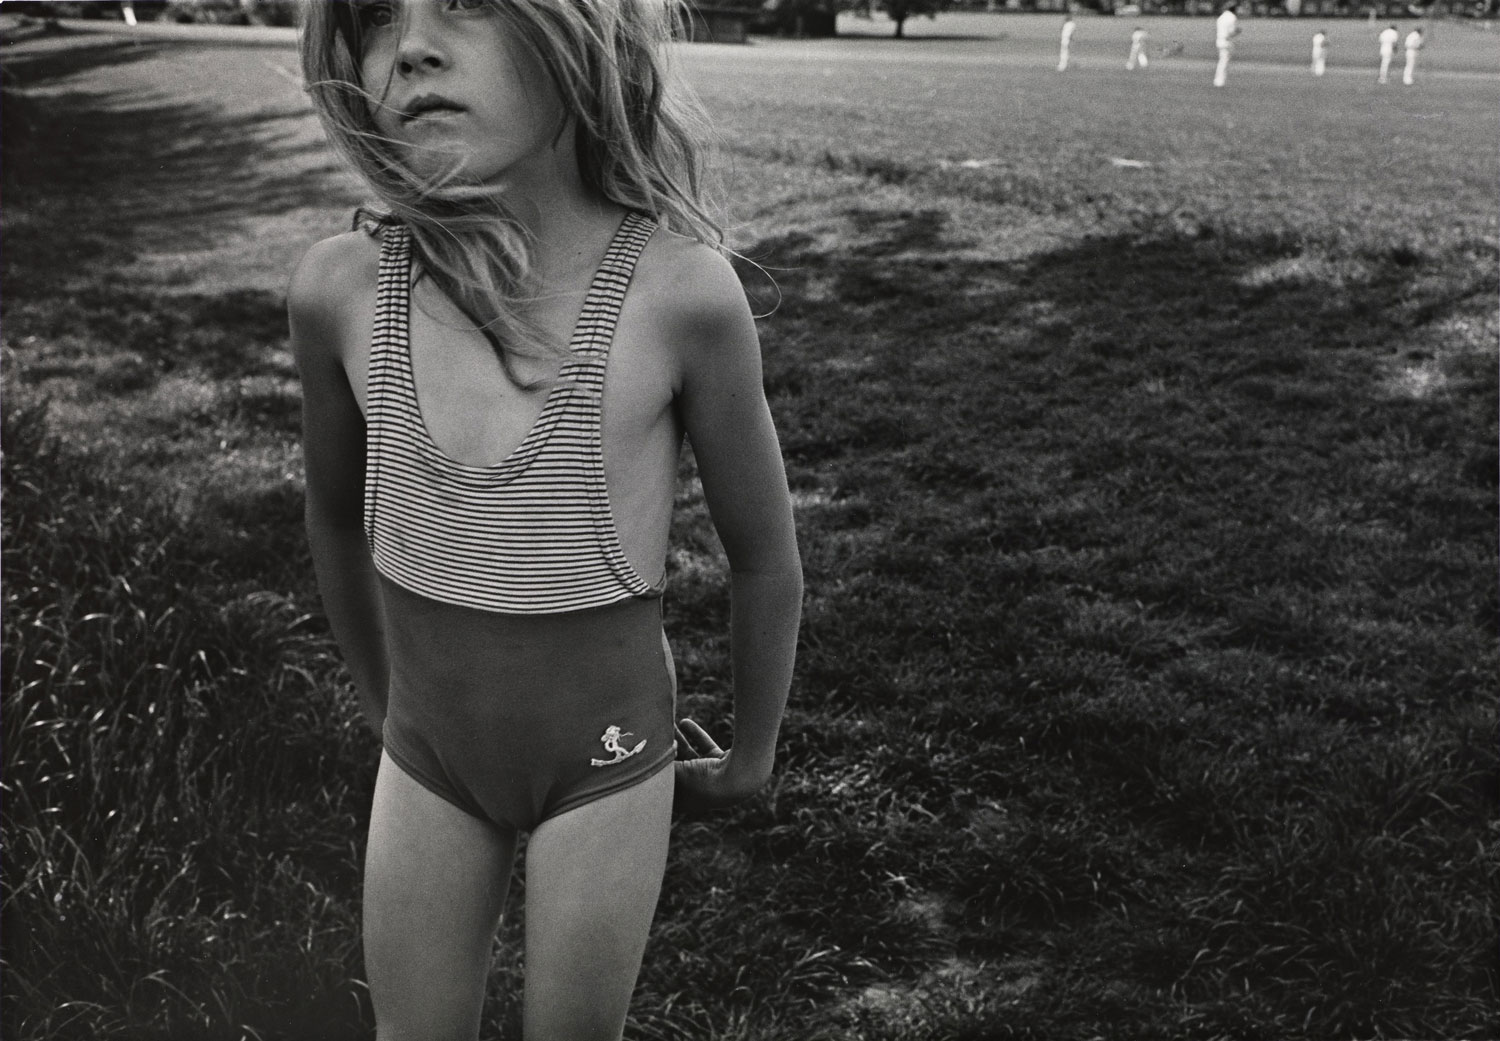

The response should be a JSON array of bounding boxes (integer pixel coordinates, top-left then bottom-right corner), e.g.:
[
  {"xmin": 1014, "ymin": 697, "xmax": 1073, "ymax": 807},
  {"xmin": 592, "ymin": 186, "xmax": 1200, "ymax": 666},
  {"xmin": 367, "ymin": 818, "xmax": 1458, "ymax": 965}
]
[{"xmin": 357, "ymin": 0, "xmax": 566, "ymax": 184}]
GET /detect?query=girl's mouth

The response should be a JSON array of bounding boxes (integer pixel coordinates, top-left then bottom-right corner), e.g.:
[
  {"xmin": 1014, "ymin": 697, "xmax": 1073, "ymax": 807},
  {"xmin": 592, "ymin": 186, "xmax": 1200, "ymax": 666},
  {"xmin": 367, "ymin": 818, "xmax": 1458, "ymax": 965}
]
[{"xmin": 401, "ymin": 95, "xmax": 466, "ymax": 123}]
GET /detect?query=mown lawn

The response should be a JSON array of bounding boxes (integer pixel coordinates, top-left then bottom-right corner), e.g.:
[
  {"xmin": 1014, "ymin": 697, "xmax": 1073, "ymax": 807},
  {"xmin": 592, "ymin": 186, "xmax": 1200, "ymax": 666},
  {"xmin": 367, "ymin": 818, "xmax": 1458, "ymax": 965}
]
[{"xmin": 2, "ymin": 19, "xmax": 1496, "ymax": 1041}]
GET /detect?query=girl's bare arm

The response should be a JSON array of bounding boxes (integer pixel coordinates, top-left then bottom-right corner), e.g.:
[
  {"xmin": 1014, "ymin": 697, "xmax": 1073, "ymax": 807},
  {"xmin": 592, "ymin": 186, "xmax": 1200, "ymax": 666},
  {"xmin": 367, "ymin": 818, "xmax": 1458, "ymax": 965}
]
[
  {"xmin": 672, "ymin": 248, "xmax": 804, "ymax": 803},
  {"xmin": 289, "ymin": 237, "xmax": 390, "ymax": 736}
]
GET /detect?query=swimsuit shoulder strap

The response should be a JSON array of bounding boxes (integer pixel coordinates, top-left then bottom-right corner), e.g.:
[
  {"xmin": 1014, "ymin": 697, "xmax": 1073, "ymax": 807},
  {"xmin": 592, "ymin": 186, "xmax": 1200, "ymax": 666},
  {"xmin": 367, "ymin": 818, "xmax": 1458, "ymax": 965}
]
[
  {"xmin": 567, "ymin": 212, "xmax": 658, "ymax": 362},
  {"xmin": 362, "ymin": 224, "xmax": 412, "ymax": 547}
]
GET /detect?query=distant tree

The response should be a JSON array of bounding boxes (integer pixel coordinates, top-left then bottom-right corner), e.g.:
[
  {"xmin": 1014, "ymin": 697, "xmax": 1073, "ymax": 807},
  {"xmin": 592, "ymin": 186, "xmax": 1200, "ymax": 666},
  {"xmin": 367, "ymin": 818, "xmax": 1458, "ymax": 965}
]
[{"xmin": 871, "ymin": 0, "xmax": 953, "ymax": 37}]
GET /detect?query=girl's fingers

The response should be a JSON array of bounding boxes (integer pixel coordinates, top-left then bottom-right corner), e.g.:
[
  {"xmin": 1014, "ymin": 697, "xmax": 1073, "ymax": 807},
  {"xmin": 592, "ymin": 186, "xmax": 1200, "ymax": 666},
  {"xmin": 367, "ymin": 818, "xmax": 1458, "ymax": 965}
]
[
  {"xmin": 674, "ymin": 724, "xmax": 701, "ymax": 760},
  {"xmin": 683, "ymin": 718, "xmax": 724, "ymax": 756},
  {"xmin": 677, "ymin": 718, "xmax": 724, "ymax": 757}
]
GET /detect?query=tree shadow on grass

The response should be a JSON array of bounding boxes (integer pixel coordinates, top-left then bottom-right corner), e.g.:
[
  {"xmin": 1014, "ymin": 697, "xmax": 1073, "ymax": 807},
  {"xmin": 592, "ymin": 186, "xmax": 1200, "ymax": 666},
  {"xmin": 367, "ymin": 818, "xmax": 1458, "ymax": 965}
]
[
  {"xmin": 8, "ymin": 282, "xmax": 293, "ymax": 384},
  {"xmin": 1, "ymin": 36, "xmax": 154, "ymax": 83},
  {"xmin": 750, "ymin": 205, "xmax": 1494, "ymax": 497},
  {"xmin": 720, "ymin": 206, "xmax": 1496, "ymax": 1039},
  {"xmin": 4, "ymin": 36, "xmax": 360, "ymax": 403},
  {"xmin": 742, "ymin": 202, "xmax": 1495, "ymax": 708},
  {"xmin": 4, "ymin": 37, "xmax": 354, "ymax": 265}
]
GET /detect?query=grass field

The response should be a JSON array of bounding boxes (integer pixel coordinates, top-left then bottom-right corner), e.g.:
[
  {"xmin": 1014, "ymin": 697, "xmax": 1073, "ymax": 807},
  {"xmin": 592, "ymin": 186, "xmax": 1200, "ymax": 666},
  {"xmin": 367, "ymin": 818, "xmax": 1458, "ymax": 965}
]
[
  {"xmin": 2, "ymin": 13, "xmax": 1497, "ymax": 1041},
  {"xmin": 835, "ymin": 9, "xmax": 1500, "ymax": 71}
]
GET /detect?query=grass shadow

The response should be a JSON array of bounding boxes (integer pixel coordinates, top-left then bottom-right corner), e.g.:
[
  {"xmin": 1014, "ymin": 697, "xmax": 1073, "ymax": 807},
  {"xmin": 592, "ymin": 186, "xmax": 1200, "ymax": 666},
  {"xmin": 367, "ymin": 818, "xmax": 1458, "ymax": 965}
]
[
  {"xmin": 0, "ymin": 35, "xmax": 167, "ymax": 84},
  {"xmin": 752, "ymin": 205, "xmax": 1495, "ymax": 643},
  {"xmin": 4, "ymin": 37, "xmax": 351, "ymax": 267},
  {"xmin": 709, "ymin": 204, "xmax": 1497, "ymax": 1036},
  {"xmin": 4, "ymin": 34, "xmax": 353, "ymax": 480}
]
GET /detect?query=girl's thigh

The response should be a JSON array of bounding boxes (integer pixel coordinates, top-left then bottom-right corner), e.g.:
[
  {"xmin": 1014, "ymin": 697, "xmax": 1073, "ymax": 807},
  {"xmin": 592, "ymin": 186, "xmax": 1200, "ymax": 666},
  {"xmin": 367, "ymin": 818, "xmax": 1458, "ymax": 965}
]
[
  {"xmin": 522, "ymin": 765, "xmax": 674, "ymax": 1041},
  {"xmin": 364, "ymin": 750, "xmax": 517, "ymax": 1041}
]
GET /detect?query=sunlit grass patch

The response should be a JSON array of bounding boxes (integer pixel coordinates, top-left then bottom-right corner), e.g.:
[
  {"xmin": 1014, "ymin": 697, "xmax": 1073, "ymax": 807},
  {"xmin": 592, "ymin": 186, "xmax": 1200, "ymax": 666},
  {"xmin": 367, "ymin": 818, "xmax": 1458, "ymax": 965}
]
[{"xmin": 831, "ymin": 955, "xmax": 1042, "ymax": 1039}]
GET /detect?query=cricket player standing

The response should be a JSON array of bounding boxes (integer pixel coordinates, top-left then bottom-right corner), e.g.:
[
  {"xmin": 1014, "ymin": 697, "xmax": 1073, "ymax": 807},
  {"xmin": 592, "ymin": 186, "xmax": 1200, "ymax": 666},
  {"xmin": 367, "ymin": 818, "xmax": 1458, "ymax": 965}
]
[
  {"xmin": 1403, "ymin": 27, "xmax": 1423, "ymax": 85},
  {"xmin": 1378, "ymin": 23, "xmax": 1399, "ymax": 83},
  {"xmin": 1214, "ymin": 3, "xmax": 1240, "ymax": 87},
  {"xmin": 1127, "ymin": 26, "xmax": 1149, "ymax": 70}
]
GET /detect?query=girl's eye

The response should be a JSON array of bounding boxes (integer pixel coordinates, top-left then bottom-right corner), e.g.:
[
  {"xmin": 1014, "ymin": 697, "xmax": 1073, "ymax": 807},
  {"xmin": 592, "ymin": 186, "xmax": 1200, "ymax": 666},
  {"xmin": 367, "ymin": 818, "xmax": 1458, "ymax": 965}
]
[
  {"xmin": 356, "ymin": 2, "xmax": 396, "ymax": 30},
  {"xmin": 446, "ymin": 0, "xmax": 491, "ymax": 11}
]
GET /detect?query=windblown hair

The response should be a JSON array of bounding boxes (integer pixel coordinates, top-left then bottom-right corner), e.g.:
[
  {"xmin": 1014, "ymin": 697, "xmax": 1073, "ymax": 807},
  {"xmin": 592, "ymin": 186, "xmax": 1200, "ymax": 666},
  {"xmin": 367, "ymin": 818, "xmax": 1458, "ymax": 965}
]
[{"xmin": 299, "ymin": 0, "xmax": 722, "ymax": 382}]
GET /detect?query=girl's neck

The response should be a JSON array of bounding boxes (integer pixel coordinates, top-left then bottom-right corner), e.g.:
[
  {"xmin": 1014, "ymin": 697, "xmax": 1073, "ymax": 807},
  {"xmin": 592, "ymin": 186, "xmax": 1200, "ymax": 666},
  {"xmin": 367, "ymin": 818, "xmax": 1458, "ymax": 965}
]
[
  {"xmin": 525, "ymin": 196, "xmax": 630, "ymax": 292},
  {"xmin": 487, "ymin": 120, "xmax": 627, "ymax": 291}
]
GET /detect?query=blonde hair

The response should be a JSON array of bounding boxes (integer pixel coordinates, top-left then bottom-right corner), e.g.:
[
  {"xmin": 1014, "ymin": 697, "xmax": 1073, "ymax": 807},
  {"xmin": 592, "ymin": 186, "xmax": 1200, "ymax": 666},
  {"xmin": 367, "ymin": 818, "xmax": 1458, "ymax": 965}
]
[{"xmin": 299, "ymin": 0, "xmax": 722, "ymax": 383}]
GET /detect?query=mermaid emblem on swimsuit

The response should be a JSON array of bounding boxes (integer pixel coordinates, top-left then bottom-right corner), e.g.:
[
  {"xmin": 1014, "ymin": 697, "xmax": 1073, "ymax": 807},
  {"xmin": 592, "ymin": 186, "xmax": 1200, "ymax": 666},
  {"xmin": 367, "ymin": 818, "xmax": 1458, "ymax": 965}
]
[{"xmin": 590, "ymin": 725, "xmax": 646, "ymax": 767}]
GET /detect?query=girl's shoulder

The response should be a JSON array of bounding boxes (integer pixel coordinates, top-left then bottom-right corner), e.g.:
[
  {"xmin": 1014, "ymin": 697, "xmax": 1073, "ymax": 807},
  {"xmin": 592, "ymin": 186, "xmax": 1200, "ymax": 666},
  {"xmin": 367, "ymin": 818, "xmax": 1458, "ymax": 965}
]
[
  {"xmin": 286, "ymin": 230, "xmax": 383, "ymax": 364},
  {"xmin": 637, "ymin": 227, "xmax": 740, "ymax": 303},
  {"xmin": 633, "ymin": 228, "xmax": 755, "ymax": 360},
  {"xmin": 289, "ymin": 229, "xmax": 382, "ymax": 312}
]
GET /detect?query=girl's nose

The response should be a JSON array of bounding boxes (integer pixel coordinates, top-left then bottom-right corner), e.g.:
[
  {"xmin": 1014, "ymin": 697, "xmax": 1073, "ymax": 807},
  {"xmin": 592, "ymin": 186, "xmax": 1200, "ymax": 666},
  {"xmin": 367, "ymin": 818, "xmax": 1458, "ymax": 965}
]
[
  {"xmin": 395, "ymin": 40, "xmax": 445, "ymax": 77},
  {"xmin": 394, "ymin": 13, "xmax": 447, "ymax": 77}
]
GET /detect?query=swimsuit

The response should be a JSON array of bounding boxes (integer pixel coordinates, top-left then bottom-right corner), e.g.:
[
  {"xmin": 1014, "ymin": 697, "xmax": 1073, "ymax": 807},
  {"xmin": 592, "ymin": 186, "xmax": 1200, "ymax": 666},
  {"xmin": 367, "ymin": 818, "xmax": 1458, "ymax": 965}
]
[{"xmin": 364, "ymin": 212, "xmax": 676, "ymax": 831}]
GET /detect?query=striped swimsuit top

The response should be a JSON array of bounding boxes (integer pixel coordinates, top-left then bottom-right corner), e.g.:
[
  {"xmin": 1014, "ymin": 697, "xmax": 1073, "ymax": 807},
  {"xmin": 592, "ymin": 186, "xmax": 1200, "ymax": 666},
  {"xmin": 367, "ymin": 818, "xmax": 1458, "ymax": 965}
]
[{"xmin": 363, "ymin": 212, "xmax": 665, "ymax": 614}]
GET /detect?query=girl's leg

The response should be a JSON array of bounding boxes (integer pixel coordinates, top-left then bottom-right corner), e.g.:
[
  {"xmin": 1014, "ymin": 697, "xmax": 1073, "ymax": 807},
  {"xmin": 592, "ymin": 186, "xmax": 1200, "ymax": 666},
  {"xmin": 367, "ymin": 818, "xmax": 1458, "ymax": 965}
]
[
  {"xmin": 364, "ymin": 751, "xmax": 518, "ymax": 1041},
  {"xmin": 521, "ymin": 765, "xmax": 674, "ymax": 1041}
]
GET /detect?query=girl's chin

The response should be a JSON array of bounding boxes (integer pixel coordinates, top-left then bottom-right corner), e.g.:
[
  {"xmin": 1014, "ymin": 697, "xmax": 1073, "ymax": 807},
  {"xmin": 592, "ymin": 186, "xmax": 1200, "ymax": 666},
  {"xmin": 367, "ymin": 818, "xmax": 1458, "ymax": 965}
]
[
  {"xmin": 391, "ymin": 142, "xmax": 529, "ymax": 192},
  {"xmin": 397, "ymin": 149, "xmax": 485, "ymax": 184}
]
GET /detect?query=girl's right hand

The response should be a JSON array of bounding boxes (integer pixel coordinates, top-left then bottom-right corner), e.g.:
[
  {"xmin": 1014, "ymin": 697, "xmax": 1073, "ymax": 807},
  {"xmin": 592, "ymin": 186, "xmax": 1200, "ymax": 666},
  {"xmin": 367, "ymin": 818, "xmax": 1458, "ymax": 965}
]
[{"xmin": 672, "ymin": 718, "xmax": 769, "ymax": 816}]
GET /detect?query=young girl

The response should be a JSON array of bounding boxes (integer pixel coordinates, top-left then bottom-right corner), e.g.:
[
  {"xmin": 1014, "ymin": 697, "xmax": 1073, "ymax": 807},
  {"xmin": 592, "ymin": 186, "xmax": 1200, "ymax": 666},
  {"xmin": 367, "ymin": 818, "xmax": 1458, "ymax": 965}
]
[{"xmin": 288, "ymin": 2, "xmax": 803, "ymax": 1038}]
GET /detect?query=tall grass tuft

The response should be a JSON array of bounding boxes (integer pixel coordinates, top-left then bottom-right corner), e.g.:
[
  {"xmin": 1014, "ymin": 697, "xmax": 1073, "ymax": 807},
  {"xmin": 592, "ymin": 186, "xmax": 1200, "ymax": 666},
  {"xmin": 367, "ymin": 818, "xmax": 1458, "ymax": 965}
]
[{"xmin": 1, "ymin": 395, "xmax": 375, "ymax": 1040}]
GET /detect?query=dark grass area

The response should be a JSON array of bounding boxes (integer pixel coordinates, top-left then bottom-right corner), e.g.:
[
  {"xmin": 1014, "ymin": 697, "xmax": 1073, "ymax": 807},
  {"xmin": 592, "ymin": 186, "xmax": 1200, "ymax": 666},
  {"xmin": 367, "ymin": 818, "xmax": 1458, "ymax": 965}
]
[
  {"xmin": 3, "ymin": 28, "xmax": 1497, "ymax": 1041},
  {"xmin": 719, "ymin": 205, "xmax": 1496, "ymax": 1039},
  {"xmin": 2, "ymin": 400, "xmax": 372, "ymax": 1037}
]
